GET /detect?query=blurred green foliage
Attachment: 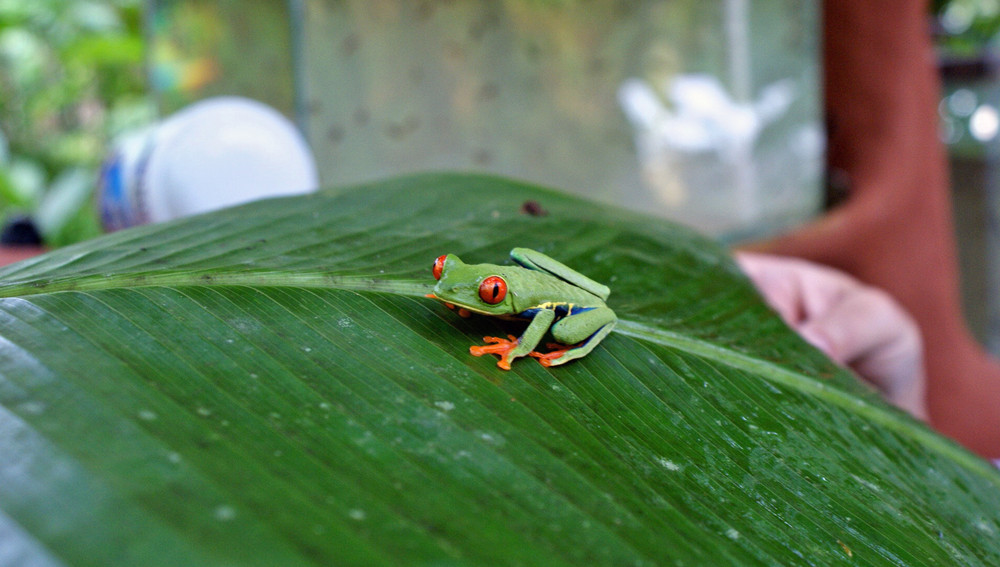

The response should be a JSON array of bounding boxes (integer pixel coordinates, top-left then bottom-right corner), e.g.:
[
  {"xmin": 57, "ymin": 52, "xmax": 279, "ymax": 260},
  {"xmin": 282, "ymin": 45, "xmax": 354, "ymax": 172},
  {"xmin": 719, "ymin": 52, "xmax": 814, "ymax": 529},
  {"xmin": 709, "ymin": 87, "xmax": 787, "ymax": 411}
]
[
  {"xmin": 933, "ymin": 0, "xmax": 1000, "ymax": 56},
  {"xmin": 0, "ymin": 0, "xmax": 152, "ymax": 246}
]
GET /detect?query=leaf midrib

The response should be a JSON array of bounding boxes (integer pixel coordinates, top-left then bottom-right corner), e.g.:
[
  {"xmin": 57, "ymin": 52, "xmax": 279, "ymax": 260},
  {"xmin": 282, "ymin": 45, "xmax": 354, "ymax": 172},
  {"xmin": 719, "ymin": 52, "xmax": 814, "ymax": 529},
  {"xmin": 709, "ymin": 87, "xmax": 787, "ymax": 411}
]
[{"xmin": 3, "ymin": 270, "xmax": 997, "ymax": 486}]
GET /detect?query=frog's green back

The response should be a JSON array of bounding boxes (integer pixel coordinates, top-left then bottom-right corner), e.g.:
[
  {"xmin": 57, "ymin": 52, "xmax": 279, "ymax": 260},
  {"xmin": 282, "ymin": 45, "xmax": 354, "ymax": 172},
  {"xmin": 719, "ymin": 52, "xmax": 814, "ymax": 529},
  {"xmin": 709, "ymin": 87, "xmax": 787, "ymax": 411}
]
[
  {"xmin": 510, "ymin": 248, "xmax": 611, "ymax": 300},
  {"xmin": 499, "ymin": 265, "xmax": 608, "ymax": 313}
]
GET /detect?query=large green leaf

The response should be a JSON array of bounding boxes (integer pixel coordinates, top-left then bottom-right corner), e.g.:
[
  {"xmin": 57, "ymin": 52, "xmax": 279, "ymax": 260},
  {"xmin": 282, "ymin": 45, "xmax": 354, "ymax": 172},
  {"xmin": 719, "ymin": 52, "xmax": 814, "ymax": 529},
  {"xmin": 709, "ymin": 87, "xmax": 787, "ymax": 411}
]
[{"xmin": 1, "ymin": 173, "xmax": 999, "ymax": 566}]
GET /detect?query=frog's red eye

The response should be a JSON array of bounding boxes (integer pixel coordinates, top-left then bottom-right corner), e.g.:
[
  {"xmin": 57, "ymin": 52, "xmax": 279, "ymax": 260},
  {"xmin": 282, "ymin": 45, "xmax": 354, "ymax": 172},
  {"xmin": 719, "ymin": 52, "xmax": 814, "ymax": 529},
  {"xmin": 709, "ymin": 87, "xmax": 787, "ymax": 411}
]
[
  {"xmin": 479, "ymin": 276, "xmax": 507, "ymax": 304},
  {"xmin": 433, "ymin": 255, "xmax": 447, "ymax": 280}
]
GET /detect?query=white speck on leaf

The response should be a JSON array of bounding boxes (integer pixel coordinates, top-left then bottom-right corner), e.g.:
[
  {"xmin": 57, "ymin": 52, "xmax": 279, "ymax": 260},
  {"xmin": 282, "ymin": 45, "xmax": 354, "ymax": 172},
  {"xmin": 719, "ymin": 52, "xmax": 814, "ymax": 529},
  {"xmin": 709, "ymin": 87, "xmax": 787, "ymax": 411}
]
[
  {"xmin": 657, "ymin": 457, "xmax": 681, "ymax": 471},
  {"xmin": 476, "ymin": 431, "xmax": 505, "ymax": 447},
  {"xmin": 434, "ymin": 400, "xmax": 455, "ymax": 411},
  {"xmin": 214, "ymin": 505, "xmax": 236, "ymax": 521},
  {"xmin": 851, "ymin": 474, "xmax": 882, "ymax": 492},
  {"xmin": 137, "ymin": 409, "xmax": 157, "ymax": 421},
  {"xmin": 19, "ymin": 401, "xmax": 45, "ymax": 415},
  {"xmin": 348, "ymin": 509, "xmax": 366, "ymax": 521}
]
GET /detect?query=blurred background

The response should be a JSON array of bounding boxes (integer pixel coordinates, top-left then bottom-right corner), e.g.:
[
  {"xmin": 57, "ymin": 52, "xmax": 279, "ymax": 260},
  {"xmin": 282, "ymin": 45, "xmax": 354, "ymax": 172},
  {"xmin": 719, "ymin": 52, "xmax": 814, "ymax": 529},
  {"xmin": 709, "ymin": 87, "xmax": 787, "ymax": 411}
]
[
  {"xmin": 0, "ymin": 0, "xmax": 149, "ymax": 247},
  {"xmin": 0, "ymin": 0, "xmax": 998, "ymax": 349}
]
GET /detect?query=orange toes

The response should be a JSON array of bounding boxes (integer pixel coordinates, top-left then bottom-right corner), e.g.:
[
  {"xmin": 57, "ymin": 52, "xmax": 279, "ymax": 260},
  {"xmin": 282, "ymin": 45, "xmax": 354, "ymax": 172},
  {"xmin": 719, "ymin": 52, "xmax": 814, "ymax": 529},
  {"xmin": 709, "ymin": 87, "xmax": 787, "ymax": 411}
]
[
  {"xmin": 469, "ymin": 335, "xmax": 519, "ymax": 370},
  {"xmin": 528, "ymin": 350, "xmax": 563, "ymax": 367},
  {"xmin": 528, "ymin": 342, "xmax": 578, "ymax": 367},
  {"xmin": 469, "ymin": 335, "xmax": 516, "ymax": 354}
]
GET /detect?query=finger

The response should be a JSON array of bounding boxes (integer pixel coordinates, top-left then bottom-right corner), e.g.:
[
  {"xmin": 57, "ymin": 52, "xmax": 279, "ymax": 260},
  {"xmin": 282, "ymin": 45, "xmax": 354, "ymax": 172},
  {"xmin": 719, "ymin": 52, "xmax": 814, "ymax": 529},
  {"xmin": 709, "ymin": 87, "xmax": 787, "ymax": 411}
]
[
  {"xmin": 797, "ymin": 287, "xmax": 911, "ymax": 364},
  {"xmin": 735, "ymin": 253, "xmax": 927, "ymax": 420},
  {"xmin": 736, "ymin": 252, "xmax": 855, "ymax": 325},
  {"xmin": 735, "ymin": 252, "xmax": 807, "ymax": 325},
  {"xmin": 797, "ymin": 288, "xmax": 927, "ymax": 419}
]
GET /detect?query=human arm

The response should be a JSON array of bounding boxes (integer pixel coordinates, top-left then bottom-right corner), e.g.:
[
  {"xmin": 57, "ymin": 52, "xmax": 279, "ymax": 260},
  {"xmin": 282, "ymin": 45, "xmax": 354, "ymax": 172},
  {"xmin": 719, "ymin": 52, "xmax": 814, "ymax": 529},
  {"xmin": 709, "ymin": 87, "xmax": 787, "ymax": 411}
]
[{"xmin": 743, "ymin": 0, "xmax": 1000, "ymax": 457}]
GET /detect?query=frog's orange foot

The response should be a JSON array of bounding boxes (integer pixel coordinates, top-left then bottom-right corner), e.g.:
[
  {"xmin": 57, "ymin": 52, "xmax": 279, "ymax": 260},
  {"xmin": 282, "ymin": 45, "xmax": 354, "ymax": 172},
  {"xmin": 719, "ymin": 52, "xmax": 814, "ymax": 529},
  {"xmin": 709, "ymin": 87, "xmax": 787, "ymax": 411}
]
[
  {"xmin": 528, "ymin": 342, "xmax": 579, "ymax": 367},
  {"xmin": 470, "ymin": 335, "xmax": 519, "ymax": 370}
]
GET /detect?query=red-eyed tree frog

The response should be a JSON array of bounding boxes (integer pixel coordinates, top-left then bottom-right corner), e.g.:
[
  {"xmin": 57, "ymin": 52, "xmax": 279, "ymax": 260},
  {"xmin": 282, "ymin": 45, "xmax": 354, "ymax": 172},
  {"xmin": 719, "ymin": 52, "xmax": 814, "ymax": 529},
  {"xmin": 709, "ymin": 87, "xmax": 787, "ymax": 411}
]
[{"xmin": 428, "ymin": 248, "xmax": 617, "ymax": 370}]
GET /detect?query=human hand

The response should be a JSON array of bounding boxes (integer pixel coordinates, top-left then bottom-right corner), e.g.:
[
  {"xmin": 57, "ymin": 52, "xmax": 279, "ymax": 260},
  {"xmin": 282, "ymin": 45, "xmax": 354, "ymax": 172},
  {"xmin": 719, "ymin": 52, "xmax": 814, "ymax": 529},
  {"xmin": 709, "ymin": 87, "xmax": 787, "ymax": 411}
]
[{"xmin": 735, "ymin": 252, "xmax": 928, "ymax": 420}]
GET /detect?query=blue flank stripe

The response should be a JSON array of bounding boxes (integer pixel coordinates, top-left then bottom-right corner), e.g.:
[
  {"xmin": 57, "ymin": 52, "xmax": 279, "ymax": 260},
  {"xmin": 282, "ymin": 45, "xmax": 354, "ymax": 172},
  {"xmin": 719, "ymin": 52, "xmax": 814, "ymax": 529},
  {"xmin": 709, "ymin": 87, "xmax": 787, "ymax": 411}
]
[{"xmin": 520, "ymin": 304, "xmax": 595, "ymax": 319}]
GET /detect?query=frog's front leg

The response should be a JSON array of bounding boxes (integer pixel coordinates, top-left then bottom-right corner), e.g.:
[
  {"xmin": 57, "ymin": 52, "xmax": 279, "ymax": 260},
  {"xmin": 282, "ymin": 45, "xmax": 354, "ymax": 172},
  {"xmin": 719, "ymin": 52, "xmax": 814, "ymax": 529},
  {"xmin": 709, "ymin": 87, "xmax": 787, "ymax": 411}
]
[
  {"xmin": 530, "ymin": 306, "xmax": 617, "ymax": 367},
  {"xmin": 470, "ymin": 309, "xmax": 555, "ymax": 370}
]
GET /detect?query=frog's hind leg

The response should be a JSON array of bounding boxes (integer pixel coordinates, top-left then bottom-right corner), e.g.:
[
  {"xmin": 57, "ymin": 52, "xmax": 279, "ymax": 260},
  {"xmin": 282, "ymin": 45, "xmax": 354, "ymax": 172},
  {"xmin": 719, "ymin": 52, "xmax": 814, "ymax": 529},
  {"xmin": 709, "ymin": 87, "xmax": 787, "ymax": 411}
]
[
  {"xmin": 530, "ymin": 307, "xmax": 616, "ymax": 367},
  {"xmin": 530, "ymin": 322, "xmax": 616, "ymax": 367}
]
